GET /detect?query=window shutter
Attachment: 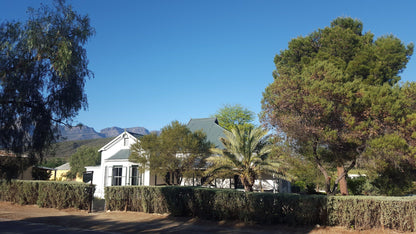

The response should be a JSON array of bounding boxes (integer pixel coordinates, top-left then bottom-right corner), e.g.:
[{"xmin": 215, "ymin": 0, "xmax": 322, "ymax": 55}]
[{"xmin": 108, "ymin": 166, "xmax": 112, "ymax": 177}]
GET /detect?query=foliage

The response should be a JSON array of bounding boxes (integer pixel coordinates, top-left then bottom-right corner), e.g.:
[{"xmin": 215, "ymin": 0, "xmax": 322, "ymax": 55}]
[
  {"xmin": 31, "ymin": 167, "xmax": 51, "ymax": 180},
  {"xmin": 105, "ymin": 186, "xmax": 327, "ymax": 225},
  {"xmin": 0, "ymin": 180, "xmax": 94, "ymax": 210},
  {"xmin": 363, "ymin": 133, "xmax": 416, "ymax": 195},
  {"xmin": 206, "ymin": 126, "xmax": 280, "ymax": 192},
  {"xmin": 36, "ymin": 181, "xmax": 94, "ymax": 209},
  {"xmin": 280, "ymin": 144, "xmax": 324, "ymax": 193},
  {"xmin": 212, "ymin": 104, "xmax": 255, "ymax": 131},
  {"xmin": 39, "ymin": 157, "xmax": 66, "ymax": 168},
  {"xmin": 261, "ymin": 17, "xmax": 414, "ymax": 195},
  {"xmin": 45, "ymin": 137, "xmax": 113, "ymax": 159},
  {"xmin": 0, "ymin": 0, "xmax": 94, "ymax": 161},
  {"xmin": 0, "ymin": 156, "xmax": 32, "ymax": 180},
  {"xmin": 129, "ymin": 121, "xmax": 211, "ymax": 184},
  {"xmin": 67, "ymin": 146, "xmax": 100, "ymax": 179},
  {"xmin": 327, "ymin": 196, "xmax": 416, "ymax": 232},
  {"xmin": 346, "ymin": 176, "xmax": 367, "ymax": 195},
  {"xmin": 105, "ymin": 186, "xmax": 416, "ymax": 232}
]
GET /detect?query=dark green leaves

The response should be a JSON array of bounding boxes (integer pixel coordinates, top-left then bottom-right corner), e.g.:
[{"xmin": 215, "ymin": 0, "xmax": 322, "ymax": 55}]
[
  {"xmin": 129, "ymin": 121, "xmax": 211, "ymax": 184},
  {"xmin": 0, "ymin": 0, "xmax": 94, "ymax": 159},
  {"xmin": 262, "ymin": 16, "xmax": 415, "ymax": 195},
  {"xmin": 67, "ymin": 146, "xmax": 100, "ymax": 179}
]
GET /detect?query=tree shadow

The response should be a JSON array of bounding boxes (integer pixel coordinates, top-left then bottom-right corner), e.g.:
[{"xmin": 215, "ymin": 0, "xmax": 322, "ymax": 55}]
[{"xmin": 19, "ymin": 213, "xmax": 317, "ymax": 233}]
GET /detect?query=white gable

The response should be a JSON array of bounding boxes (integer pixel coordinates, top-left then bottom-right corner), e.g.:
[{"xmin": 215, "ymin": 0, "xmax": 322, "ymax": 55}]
[
  {"xmin": 90, "ymin": 131, "xmax": 142, "ymax": 198},
  {"xmin": 99, "ymin": 131, "xmax": 138, "ymax": 152},
  {"xmin": 99, "ymin": 131, "xmax": 139, "ymax": 163}
]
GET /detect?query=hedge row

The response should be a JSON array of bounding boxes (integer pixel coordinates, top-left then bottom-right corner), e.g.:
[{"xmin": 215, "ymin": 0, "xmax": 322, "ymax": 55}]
[
  {"xmin": 105, "ymin": 186, "xmax": 416, "ymax": 232},
  {"xmin": 327, "ymin": 196, "xmax": 416, "ymax": 231},
  {"xmin": 105, "ymin": 186, "xmax": 327, "ymax": 225},
  {"xmin": 0, "ymin": 180, "xmax": 94, "ymax": 210}
]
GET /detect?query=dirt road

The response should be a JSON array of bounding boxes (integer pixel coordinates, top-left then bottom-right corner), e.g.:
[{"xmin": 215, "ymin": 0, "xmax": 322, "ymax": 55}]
[{"xmin": 0, "ymin": 201, "xmax": 407, "ymax": 233}]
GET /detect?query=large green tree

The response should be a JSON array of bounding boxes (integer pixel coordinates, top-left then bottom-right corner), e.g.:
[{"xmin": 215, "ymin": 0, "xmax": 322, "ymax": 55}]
[
  {"xmin": 212, "ymin": 104, "xmax": 255, "ymax": 131},
  {"xmin": 261, "ymin": 17, "xmax": 414, "ymax": 195},
  {"xmin": 206, "ymin": 126, "xmax": 279, "ymax": 192},
  {"xmin": 129, "ymin": 121, "xmax": 211, "ymax": 185},
  {"xmin": 67, "ymin": 146, "xmax": 100, "ymax": 179},
  {"xmin": 361, "ymin": 82, "xmax": 416, "ymax": 195},
  {"xmin": 0, "ymin": 0, "xmax": 94, "ymax": 162}
]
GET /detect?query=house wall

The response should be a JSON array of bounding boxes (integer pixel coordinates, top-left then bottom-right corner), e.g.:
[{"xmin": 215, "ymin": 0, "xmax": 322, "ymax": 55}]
[
  {"xmin": 90, "ymin": 132, "xmax": 143, "ymax": 198},
  {"xmin": 92, "ymin": 160, "xmax": 145, "ymax": 198},
  {"xmin": 143, "ymin": 170, "xmax": 151, "ymax": 186},
  {"xmin": 85, "ymin": 165, "xmax": 102, "ymax": 197},
  {"xmin": 148, "ymin": 172, "xmax": 168, "ymax": 186},
  {"xmin": 100, "ymin": 134, "xmax": 135, "ymax": 164},
  {"xmin": 104, "ymin": 161, "xmax": 133, "ymax": 187},
  {"xmin": 49, "ymin": 169, "xmax": 82, "ymax": 182},
  {"xmin": 182, "ymin": 177, "xmax": 203, "ymax": 187}
]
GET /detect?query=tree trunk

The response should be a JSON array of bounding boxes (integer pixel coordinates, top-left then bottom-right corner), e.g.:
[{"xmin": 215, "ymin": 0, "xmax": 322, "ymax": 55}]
[
  {"xmin": 337, "ymin": 166, "xmax": 348, "ymax": 195},
  {"xmin": 241, "ymin": 175, "xmax": 254, "ymax": 192},
  {"xmin": 313, "ymin": 142, "xmax": 332, "ymax": 194}
]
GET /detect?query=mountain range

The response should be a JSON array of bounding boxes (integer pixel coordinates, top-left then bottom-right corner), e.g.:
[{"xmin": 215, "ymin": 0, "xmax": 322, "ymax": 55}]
[{"xmin": 58, "ymin": 125, "xmax": 151, "ymax": 141}]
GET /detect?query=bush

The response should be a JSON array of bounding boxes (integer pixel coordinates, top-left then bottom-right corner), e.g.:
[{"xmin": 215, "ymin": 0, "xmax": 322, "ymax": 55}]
[
  {"xmin": 0, "ymin": 180, "xmax": 38, "ymax": 205},
  {"xmin": 327, "ymin": 196, "xmax": 416, "ymax": 231},
  {"xmin": 105, "ymin": 186, "xmax": 327, "ymax": 225},
  {"xmin": 347, "ymin": 176, "xmax": 367, "ymax": 195},
  {"xmin": 0, "ymin": 180, "xmax": 94, "ymax": 210},
  {"xmin": 105, "ymin": 186, "xmax": 416, "ymax": 232}
]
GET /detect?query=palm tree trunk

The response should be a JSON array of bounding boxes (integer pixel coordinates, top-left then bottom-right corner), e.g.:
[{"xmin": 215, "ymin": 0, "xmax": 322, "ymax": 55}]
[{"xmin": 241, "ymin": 175, "xmax": 254, "ymax": 192}]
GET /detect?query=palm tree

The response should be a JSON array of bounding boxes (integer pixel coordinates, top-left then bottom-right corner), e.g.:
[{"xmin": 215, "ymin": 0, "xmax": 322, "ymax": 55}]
[{"xmin": 206, "ymin": 126, "xmax": 279, "ymax": 192}]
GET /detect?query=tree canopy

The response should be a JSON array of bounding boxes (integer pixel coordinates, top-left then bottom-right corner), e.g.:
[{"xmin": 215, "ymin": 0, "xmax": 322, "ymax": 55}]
[
  {"xmin": 206, "ymin": 126, "xmax": 279, "ymax": 192},
  {"xmin": 212, "ymin": 104, "xmax": 256, "ymax": 131},
  {"xmin": 0, "ymin": 0, "xmax": 94, "ymax": 160},
  {"xmin": 261, "ymin": 17, "xmax": 414, "ymax": 195},
  {"xmin": 67, "ymin": 146, "xmax": 100, "ymax": 179},
  {"xmin": 129, "ymin": 121, "xmax": 211, "ymax": 185}
]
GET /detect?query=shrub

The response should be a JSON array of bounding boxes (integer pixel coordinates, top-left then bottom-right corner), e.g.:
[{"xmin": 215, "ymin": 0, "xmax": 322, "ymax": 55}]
[
  {"xmin": 347, "ymin": 176, "xmax": 367, "ymax": 195},
  {"xmin": 0, "ymin": 180, "xmax": 94, "ymax": 210},
  {"xmin": 105, "ymin": 186, "xmax": 416, "ymax": 232},
  {"xmin": 327, "ymin": 196, "xmax": 416, "ymax": 232},
  {"xmin": 0, "ymin": 180, "xmax": 38, "ymax": 205},
  {"xmin": 105, "ymin": 186, "xmax": 327, "ymax": 225}
]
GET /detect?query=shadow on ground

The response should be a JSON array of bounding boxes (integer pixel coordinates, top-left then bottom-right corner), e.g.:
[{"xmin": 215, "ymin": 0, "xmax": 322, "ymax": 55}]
[{"xmin": 20, "ymin": 213, "xmax": 316, "ymax": 233}]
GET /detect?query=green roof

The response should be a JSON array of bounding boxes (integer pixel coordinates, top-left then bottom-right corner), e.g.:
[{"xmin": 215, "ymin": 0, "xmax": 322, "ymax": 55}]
[
  {"xmin": 187, "ymin": 118, "xmax": 227, "ymax": 149},
  {"xmin": 107, "ymin": 149, "xmax": 130, "ymax": 160}
]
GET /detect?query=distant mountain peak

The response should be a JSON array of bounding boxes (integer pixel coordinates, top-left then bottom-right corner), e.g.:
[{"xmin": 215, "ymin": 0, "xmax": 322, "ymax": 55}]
[{"xmin": 58, "ymin": 125, "xmax": 150, "ymax": 141}]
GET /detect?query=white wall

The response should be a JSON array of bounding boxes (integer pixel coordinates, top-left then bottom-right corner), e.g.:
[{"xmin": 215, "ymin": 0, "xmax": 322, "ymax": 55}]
[
  {"xmin": 88, "ymin": 132, "xmax": 144, "ymax": 198},
  {"xmin": 85, "ymin": 165, "xmax": 103, "ymax": 198}
]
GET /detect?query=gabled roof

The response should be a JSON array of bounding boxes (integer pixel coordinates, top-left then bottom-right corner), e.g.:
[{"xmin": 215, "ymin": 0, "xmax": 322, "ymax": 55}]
[
  {"xmin": 187, "ymin": 118, "xmax": 227, "ymax": 149},
  {"xmin": 127, "ymin": 131, "xmax": 144, "ymax": 139},
  {"xmin": 107, "ymin": 149, "xmax": 130, "ymax": 160},
  {"xmin": 99, "ymin": 131, "xmax": 138, "ymax": 152},
  {"xmin": 55, "ymin": 162, "xmax": 70, "ymax": 170}
]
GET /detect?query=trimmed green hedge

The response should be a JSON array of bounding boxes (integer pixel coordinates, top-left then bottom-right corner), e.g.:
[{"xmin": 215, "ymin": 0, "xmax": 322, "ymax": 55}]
[
  {"xmin": 105, "ymin": 186, "xmax": 416, "ymax": 232},
  {"xmin": 0, "ymin": 180, "xmax": 94, "ymax": 210},
  {"xmin": 105, "ymin": 186, "xmax": 327, "ymax": 225},
  {"xmin": 327, "ymin": 196, "xmax": 416, "ymax": 231}
]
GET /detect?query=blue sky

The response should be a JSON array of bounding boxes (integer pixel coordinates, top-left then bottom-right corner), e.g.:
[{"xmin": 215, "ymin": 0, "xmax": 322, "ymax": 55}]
[{"xmin": 1, "ymin": 0, "xmax": 415, "ymax": 131}]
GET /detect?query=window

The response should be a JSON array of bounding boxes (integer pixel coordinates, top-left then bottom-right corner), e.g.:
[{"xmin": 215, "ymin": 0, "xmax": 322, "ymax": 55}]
[
  {"xmin": 112, "ymin": 166, "xmax": 122, "ymax": 186},
  {"xmin": 131, "ymin": 165, "xmax": 142, "ymax": 185}
]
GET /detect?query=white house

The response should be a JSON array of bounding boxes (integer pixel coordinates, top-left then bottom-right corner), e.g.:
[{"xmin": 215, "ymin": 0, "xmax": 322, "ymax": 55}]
[
  {"xmin": 87, "ymin": 118, "xmax": 290, "ymax": 198},
  {"xmin": 86, "ymin": 131, "xmax": 142, "ymax": 198}
]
